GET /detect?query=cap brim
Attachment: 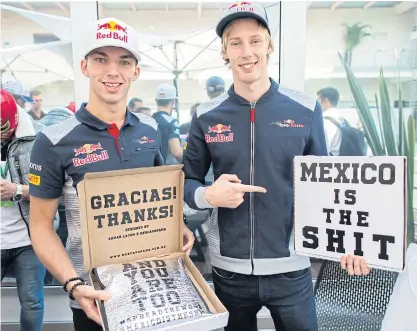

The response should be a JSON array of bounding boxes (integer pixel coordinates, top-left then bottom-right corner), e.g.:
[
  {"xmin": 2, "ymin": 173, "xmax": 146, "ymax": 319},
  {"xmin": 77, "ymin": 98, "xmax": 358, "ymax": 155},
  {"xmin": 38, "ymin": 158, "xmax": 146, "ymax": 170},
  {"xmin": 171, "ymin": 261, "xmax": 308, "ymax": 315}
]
[
  {"xmin": 21, "ymin": 95, "xmax": 34, "ymax": 103},
  {"xmin": 84, "ymin": 44, "xmax": 141, "ymax": 63},
  {"xmin": 216, "ymin": 12, "xmax": 270, "ymax": 37},
  {"xmin": 155, "ymin": 96, "xmax": 178, "ymax": 100}
]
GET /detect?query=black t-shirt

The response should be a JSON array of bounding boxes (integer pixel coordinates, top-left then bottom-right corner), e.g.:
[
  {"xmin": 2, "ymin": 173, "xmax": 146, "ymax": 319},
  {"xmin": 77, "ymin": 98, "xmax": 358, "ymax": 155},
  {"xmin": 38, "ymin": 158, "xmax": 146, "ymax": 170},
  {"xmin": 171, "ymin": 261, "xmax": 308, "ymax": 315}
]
[
  {"xmin": 152, "ymin": 111, "xmax": 180, "ymax": 162},
  {"xmin": 27, "ymin": 110, "xmax": 46, "ymax": 121}
]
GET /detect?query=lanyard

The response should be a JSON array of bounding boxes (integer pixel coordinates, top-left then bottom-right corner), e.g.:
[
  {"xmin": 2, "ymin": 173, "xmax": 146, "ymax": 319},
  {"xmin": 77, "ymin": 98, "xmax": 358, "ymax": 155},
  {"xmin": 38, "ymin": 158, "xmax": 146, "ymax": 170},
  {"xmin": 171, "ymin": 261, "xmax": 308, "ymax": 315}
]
[{"xmin": 0, "ymin": 161, "xmax": 8, "ymax": 179}]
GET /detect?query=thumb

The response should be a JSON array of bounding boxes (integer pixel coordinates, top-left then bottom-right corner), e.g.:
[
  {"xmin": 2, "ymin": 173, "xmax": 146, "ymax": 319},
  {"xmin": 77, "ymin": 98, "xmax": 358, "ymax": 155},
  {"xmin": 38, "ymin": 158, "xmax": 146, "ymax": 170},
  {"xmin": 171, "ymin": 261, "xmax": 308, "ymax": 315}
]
[{"xmin": 220, "ymin": 174, "xmax": 241, "ymax": 183}]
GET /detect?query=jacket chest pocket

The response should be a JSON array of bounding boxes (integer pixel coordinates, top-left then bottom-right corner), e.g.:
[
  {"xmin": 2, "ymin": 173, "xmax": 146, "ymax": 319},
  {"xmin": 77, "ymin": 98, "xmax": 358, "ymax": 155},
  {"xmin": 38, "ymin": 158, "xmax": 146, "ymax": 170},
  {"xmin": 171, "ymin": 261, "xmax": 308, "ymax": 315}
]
[
  {"xmin": 268, "ymin": 134, "xmax": 306, "ymax": 166},
  {"xmin": 131, "ymin": 146, "xmax": 156, "ymax": 167}
]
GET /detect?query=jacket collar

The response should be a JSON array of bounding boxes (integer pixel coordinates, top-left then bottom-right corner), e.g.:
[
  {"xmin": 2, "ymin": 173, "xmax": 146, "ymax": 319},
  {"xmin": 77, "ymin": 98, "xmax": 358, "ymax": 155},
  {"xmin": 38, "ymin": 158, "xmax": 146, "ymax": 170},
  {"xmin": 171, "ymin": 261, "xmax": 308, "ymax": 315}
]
[
  {"xmin": 75, "ymin": 103, "xmax": 138, "ymax": 130},
  {"xmin": 227, "ymin": 78, "xmax": 279, "ymax": 105},
  {"xmin": 15, "ymin": 107, "xmax": 36, "ymax": 139}
]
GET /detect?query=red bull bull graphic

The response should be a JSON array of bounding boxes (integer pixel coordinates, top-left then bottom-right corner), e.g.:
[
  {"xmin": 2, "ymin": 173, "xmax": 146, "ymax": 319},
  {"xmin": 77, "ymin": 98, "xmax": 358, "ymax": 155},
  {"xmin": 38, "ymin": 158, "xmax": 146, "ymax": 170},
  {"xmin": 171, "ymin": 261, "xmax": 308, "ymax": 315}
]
[
  {"xmin": 73, "ymin": 143, "xmax": 109, "ymax": 167},
  {"xmin": 270, "ymin": 119, "xmax": 305, "ymax": 128},
  {"xmin": 205, "ymin": 124, "xmax": 234, "ymax": 143},
  {"xmin": 73, "ymin": 143, "xmax": 103, "ymax": 156},
  {"xmin": 96, "ymin": 20, "xmax": 128, "ymax": 43},
  {"xmin": 228, "ymin": 1, "xmax": 254, "ymax": 12}
]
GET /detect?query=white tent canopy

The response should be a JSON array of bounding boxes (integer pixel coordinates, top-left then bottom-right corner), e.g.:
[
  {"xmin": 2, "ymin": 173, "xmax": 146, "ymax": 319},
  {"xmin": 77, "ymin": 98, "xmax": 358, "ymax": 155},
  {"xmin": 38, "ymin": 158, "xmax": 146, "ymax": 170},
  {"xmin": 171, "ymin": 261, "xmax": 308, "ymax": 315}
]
[{"xmin": 0, "ymin": 3, "xmax": 280, "ymax": 87}]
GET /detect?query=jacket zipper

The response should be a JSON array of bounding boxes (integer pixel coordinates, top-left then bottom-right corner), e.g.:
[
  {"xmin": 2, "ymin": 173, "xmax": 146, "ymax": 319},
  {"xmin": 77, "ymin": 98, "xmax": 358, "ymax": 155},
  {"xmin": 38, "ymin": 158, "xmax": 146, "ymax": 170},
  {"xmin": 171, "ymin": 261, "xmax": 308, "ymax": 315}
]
[{"xmin": 249, "ymin": 102, "xmax": 256, "ymax": 274}]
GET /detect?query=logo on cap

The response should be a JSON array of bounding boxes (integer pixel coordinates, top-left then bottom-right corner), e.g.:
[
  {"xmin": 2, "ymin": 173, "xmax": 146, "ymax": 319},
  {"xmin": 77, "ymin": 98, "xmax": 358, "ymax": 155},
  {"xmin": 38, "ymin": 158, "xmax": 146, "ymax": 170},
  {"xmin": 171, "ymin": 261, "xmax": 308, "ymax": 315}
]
[
  {"xmin": 96, "ymin": 20, "xmax": 128, "ymax": 43},
  {"xmin": 228, "ymin": 1, "xmax": 254, "ymax": 11}
]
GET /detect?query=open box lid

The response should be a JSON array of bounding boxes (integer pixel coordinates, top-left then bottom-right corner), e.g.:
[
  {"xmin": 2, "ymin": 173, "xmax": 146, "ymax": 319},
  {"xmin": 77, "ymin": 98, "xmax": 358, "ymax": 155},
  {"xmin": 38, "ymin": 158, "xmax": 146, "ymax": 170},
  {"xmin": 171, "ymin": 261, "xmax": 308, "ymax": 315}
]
[{"xmin": 78, "ymin": 165, "xmax": 184, "ymax": 271}]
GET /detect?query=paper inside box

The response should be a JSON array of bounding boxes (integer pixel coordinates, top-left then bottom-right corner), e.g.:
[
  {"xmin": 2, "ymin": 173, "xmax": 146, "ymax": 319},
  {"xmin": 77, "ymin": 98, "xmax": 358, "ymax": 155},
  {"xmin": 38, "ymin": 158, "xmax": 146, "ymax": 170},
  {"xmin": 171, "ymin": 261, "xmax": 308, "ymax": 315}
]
[{"xmin": 89, "ymin": 253, "xmax": 228, "ymax": 331}]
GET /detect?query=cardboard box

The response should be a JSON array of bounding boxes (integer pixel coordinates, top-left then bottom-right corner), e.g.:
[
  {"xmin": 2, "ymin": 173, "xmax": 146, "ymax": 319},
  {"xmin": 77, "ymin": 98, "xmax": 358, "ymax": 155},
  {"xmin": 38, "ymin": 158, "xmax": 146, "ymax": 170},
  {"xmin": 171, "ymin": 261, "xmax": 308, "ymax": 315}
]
[{"xmin": 78, "ymin": 165, "xmax": 228, "ymax": 331}]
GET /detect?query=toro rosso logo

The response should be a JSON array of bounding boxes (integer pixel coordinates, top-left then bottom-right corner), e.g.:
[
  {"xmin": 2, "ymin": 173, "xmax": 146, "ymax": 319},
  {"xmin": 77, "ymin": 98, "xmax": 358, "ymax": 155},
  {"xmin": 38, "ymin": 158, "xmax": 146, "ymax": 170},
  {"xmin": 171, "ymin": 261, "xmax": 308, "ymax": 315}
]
[
  {"xmin": 72, "ymin": 143, "xmax": 109, "ymax": 167},
  {"xmin": 228, "ymin": 1, "xmax": 254, "ymax": 12},
  {"xmin": 96, "ymin": 20, "xmax": 128, "ymax": 43},
  {"xmin": 138, "ymin": 136, "xmax": 155, "ymax": 144},
  {"xmin": 270, "ymin": 119, "xmax": 305, "ymax": 128},
  {"xmin": 205, "ymin": 124, "xmax": 234, "ymax": 143}
]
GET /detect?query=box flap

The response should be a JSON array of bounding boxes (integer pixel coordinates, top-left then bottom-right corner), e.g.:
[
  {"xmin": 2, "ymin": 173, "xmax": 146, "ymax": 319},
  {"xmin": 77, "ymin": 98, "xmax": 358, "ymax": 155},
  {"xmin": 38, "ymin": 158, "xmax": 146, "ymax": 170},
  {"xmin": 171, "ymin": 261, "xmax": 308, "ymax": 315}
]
[{"xmin": 78, "ymin": 165, "xmax": 184, "ymax": 270}]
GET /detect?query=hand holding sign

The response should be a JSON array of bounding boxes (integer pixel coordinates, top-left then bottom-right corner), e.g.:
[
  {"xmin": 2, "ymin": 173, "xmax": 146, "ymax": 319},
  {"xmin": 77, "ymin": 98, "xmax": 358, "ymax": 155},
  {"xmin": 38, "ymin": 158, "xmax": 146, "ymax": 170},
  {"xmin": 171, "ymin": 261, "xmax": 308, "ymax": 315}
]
[
  {"xmin": 205, "ymin": 174, "xmax": 267, "ymax": 208},
  {"xmin": 182, "ymin": 224, "xmax": 195, "ymax": 256},
  {"xmin": 340, "ymin": 254, "xmax": 370, "ymax": 276}
]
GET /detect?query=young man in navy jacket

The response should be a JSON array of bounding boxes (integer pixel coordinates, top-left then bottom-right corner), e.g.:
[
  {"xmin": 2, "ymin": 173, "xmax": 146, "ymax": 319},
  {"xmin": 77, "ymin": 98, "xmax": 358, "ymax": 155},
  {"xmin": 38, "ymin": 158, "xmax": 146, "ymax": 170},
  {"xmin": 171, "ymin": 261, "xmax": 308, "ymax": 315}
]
[{"xmin": 182, "ymin": 3, "xmax": 369, "ymax": 331}]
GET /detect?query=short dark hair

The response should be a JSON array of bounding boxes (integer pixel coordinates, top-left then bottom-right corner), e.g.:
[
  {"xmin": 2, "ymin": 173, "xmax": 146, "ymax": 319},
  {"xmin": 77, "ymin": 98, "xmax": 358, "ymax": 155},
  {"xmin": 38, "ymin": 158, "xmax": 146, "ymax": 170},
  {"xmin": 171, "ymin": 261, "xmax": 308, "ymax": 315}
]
[
  {"xmin": 133, "ymin": 106, "xmax": 151, "ymax": 114},
  {"xmin": 156, "ymin": 99, "xmax": 173, "ymax": 107},
  {"xmin": 30, "ymin": 89, "xmax": 42, "ymax": 98},
  {"xmin": 317, "ymin": 87, "xmax": 340, "ymax": 107},
  {"xmin": 207, "ymin": 91, "xmax": 224, "ymax": 100},
  {"xmin": 128, "ymin": 97, "xmax": 143, "ymax": 109},
  {"xmin": 190, "ymin": 102, "xmax": 201, "ymax": 117}
]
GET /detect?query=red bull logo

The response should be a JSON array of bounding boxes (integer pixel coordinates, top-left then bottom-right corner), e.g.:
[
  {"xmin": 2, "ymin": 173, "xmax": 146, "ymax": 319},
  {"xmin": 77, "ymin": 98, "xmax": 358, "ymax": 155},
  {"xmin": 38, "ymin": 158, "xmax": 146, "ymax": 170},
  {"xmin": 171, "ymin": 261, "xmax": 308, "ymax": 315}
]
[
  {"xmin": 96, "ymin": 20, "xmax": 128, "ymax": 43},
  {"xmin": 72, "ymin": 143, "xmax": 109, "ymax": 167},
  {"xmin": 205, "ymin": 124, "xmax": 234, "ymax": 143},
  {"xmin": 228, "ymin": 1, "xmax": 254, "ymax": 12},
  {"xmin": 270, "ymin": 119, "xmax": 305, "ymax": 128}
]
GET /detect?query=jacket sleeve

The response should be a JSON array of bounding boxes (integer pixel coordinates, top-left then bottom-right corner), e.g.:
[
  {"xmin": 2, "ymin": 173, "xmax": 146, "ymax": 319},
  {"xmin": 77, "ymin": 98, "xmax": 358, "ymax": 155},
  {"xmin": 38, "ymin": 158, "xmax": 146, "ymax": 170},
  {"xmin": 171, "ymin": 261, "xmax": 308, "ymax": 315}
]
[
  {"xmin": 182, "ymin": 112, "xmax": 212, "ymax": 210},
  {"xmin": 29, "ymin": 132, "xmax": 65, "ymax": 199},
  {"xmin": 303, "ymin": 101, "xmax": 329, "ymax": 156}
]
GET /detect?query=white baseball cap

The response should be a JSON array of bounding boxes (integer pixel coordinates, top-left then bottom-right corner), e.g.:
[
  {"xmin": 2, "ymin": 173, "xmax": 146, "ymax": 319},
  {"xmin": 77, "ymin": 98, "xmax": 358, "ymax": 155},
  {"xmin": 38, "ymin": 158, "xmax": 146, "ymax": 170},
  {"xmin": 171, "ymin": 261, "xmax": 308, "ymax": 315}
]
[
  {"xmin": 155, "ymin": 83, "xmax": 178, "ymax": 100},
  {"xmin": 1, "ymin": 75, "xmax": 34, "ymax": 103},
  {"xmin": 83, "ymin": 17, "xmax": 141, "ymax": 63}
]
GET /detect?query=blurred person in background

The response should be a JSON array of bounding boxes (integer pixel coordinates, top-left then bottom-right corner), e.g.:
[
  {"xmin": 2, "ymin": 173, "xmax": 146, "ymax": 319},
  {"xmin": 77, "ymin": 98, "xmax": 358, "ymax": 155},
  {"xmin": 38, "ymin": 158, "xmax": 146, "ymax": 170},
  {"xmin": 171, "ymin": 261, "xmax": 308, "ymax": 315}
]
[
  {"xmin": 66, "ymin": 101, "xmax": 77, "ymax": 114},
  {"xmin": 152, "ymin": 83, "xmax": 183, "ymax": 164},
  {"xmin": 317, "ymin": 87, "xmax": 366, "ymax": 156},
  {"xmin": 180, "ymin": 102, "xmax": 201, "ymax": 135},
  {"xmin": 1, "ymin": 76, "xmax": 34, "ymax": 111},
  {"xmin": 317, "ymin": 87, "xmax": 342, "ymax": 156},
  {"xmin": 133, "ymin": 106, "xmax": 152, "ymax": 117},
  {"xmin": 27, "ymin": 90, "xmax": 46, "ymax": 121},
  {"xmin": 127, "ymin": 96, "xmax": 143, "ymax": 112},
  {"xmin": 1, "ymin": 89, "xmax": 45, "ymax": 331},
  {"xmin": 37, "ymin": 107, "xmax": 74, "ymax": 130},
  {"xmin": 206, "ymin": 76, "xmax": 225, "ymax": 100}
]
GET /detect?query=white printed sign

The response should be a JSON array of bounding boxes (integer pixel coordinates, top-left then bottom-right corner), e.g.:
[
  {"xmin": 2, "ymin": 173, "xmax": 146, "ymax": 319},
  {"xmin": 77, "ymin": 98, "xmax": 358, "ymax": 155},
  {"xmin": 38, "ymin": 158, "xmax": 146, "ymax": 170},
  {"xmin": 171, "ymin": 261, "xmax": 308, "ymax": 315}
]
[{"xmin": 294, "ymin": 156, "xmax": 406, "ymax": 272}]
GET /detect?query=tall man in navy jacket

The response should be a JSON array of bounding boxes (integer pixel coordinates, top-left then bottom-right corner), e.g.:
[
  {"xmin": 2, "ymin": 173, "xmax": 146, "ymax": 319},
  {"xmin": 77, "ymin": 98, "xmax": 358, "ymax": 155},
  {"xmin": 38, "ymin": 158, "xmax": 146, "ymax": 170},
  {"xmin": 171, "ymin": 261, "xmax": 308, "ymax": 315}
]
[{"xmin": 182, "ymin": 3, "xmax": 370, "ymax": 331}]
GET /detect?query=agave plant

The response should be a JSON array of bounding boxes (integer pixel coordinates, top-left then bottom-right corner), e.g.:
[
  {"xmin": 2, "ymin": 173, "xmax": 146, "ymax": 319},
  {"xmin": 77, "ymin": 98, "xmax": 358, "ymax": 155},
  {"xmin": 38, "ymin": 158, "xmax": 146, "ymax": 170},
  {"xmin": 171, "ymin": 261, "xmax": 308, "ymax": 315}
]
[
  {"xmin": 339, "ymin": 53, "xmax": 415, "ymax": 246},
  {"xmin": 342, "ymin": 23, "xmax": 372, "ymax": 66}
]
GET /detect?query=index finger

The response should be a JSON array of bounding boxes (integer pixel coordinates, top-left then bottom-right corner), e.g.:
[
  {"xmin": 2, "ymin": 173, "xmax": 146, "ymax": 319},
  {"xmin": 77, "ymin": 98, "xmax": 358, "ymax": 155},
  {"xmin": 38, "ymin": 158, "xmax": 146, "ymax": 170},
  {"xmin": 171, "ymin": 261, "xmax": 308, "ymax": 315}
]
[
  {"xmin": 237, "ymin": 184, "xmax": 267, "ymax": 193},
  {"xmin": 82, "ymin": 286, "xmax": 111, "ymax": 301}
]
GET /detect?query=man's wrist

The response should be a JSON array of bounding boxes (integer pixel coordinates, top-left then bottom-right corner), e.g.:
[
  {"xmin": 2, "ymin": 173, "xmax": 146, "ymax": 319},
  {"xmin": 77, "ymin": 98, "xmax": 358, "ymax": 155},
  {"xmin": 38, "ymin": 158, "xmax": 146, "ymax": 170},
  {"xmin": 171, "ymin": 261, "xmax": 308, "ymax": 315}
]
[
  {"xmin": 63, "ymin": 276, "xmax": 85, "ymax": 292},
  {"xmin": 65, "ymin": 280, "xmax": 81, "ymax": 292},
  {"xmin": 194, "ymin": 186, "xmax": 213, "ymax": 209},
  {"xmin": 204, "ymin": 186, "xmax": 213, "ymax": 206}
]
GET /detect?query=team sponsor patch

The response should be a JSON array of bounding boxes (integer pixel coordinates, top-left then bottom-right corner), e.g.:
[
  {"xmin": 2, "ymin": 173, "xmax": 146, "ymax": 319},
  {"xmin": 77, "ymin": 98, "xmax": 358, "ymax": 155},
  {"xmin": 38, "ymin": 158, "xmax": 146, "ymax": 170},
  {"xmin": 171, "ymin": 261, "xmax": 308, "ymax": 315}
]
[{"xmin": 29, "ymin": 174, "xmax": 41, "ymax": 186}]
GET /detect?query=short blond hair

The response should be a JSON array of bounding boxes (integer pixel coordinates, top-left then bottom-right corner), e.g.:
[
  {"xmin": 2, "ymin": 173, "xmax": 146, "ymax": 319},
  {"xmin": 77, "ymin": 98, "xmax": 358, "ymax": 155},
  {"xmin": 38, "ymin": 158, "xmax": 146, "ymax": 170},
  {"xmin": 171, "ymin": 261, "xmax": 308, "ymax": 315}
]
[{"xmin": 221, "ymin": 18, "xmax": 274, "ymax": 65}]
